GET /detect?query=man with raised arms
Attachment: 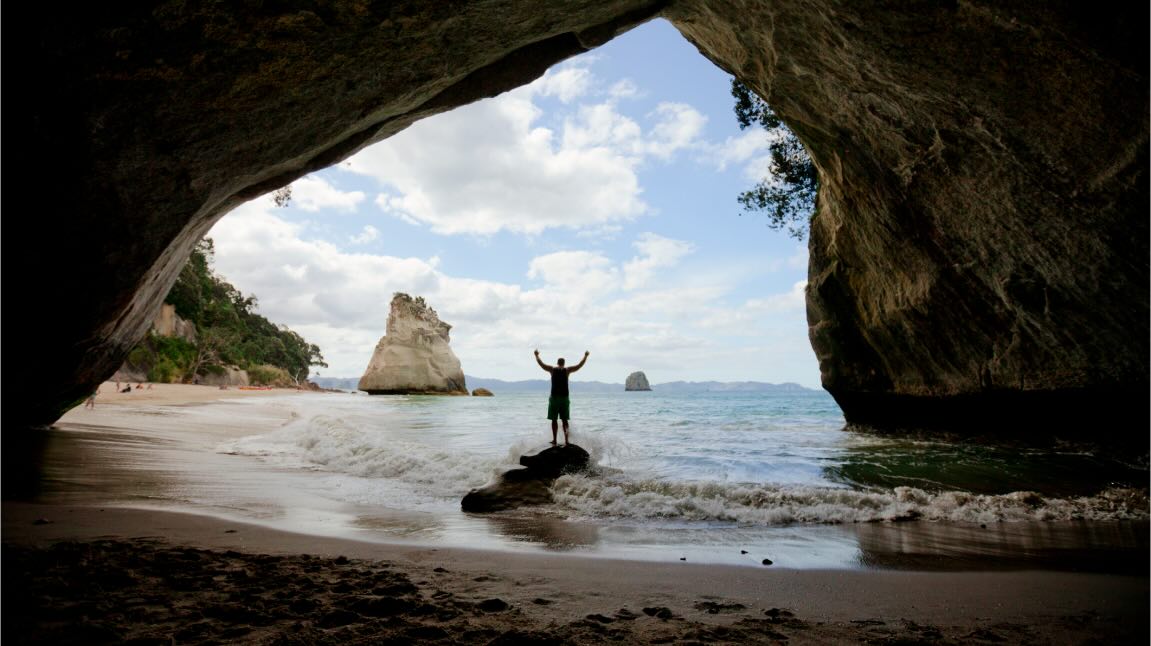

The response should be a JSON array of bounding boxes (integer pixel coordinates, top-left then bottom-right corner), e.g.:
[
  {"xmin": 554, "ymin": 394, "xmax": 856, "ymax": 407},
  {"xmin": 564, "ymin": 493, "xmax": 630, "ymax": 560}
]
[{"xmin": 534, "ymin": 349, "xmax": 589, "ymax": 446}]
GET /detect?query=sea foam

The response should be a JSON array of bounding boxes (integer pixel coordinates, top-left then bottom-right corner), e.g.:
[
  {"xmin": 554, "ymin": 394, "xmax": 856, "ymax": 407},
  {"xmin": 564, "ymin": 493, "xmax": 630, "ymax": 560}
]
[
  {"xmin": 220, "ymin": 397, "xmax": 1148, "ymax": 526},
  {"xmin": 221, "ymin": 412, "xmax": 509, "ymax": 497},
  {"xmin": 550, "ymin": 474, "xmax": 1149, "ymax": 525}
]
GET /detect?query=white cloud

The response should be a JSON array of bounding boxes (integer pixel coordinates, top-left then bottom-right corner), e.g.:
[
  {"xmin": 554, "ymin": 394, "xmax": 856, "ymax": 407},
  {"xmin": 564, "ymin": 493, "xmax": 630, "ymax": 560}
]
[
  {"xmin": 346, "ymin": 85, "xmax": 648, "ymax": 236},
  {"xmin": 561, "ymin": 102, "xmax": 644, "ymax": 154},
  {"xmin": 645, "ymin": 102, "xmax": 707, "ymax": 160},
  {"xmin": 696, "ymin": 280, "xmax": 808, "ymax": 334},
  {"xmin": 622, "ymin": 233, "xmax": 694, "ymax": 290},
  {"xmin": 286, "ymin": 176, "xmax": 366, "ymax": 212},
  {"xmin": 608, "ymin": 79, "xmax": 640, "ymax": 100},
  {"xmin": 350, "ymin": 225, "xmax": 379, "ymax": 244},
  {"xmin": 534, "ymin": 65, "xmax": 593, "ymax": 103},
  {"xmin": 340, "ymin": 66, "xmax": 722, "ymax": 237},
  {"xmin": 207, "ymin": 201, "xmax": 819, "ymax": 386},
  {"xmin": 784, "ymin": 246, "xmax": 808, "ymax": 271},
  {"xmin": 708, "ymin": 128, "xmax": 772, "ymax": 170},
  {"xmin": 527, "ymin": 250, "xmax": 620, "ymax": 310}
]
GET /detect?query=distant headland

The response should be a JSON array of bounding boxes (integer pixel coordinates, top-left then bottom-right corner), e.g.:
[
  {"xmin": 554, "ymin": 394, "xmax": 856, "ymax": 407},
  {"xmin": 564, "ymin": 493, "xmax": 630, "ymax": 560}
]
[{"xmin": 314, "ymin": 375, "xmax": 815, "ymax": 394}]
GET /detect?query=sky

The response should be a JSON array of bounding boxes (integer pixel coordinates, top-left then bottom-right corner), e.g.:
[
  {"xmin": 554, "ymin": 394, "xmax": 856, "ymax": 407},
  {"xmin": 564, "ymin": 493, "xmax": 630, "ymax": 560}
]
[{"xmin": 206, "ymin": 18, "xmax": 821, "ymax": 388}]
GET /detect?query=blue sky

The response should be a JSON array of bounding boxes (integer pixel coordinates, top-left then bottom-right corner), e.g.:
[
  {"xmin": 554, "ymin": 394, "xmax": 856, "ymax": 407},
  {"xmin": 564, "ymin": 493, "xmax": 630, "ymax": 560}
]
[{"xmin": 208, "ymin": 18, "xmax": 820, "ymax": 387}]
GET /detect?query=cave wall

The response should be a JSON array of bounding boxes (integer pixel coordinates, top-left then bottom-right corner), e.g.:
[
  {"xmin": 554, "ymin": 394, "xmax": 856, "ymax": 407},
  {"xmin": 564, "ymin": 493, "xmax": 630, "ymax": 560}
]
[
  {"xmin": 668, "ymin": 0, "xmax": 1148, "ymax": 439},
  {"xmin": 8, "ymin": 1, "xmax": 1147, "ymax": 444}
]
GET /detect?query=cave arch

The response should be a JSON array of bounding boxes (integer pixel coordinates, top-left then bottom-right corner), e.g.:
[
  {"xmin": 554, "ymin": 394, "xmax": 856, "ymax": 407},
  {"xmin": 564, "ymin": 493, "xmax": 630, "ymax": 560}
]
[{"xmin": 11, "ymin": 1, "xmax": 1148, "ymax": 446}]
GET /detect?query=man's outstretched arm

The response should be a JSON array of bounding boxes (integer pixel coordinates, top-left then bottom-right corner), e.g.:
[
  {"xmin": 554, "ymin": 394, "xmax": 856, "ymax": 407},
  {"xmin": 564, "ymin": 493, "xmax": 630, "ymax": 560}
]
[
  {"xmin": 534, "ymin": 349, "xmax": 552, "ymax": 372},
  {"xmin": 568, "ymin": 350, "xmax": 590, "ymax": 373}
]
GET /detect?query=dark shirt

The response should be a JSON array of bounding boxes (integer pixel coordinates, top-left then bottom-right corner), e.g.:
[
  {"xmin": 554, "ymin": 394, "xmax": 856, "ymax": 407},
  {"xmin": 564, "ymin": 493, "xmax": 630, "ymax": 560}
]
[{"xmin": 550, "ymin": 367, "xmax": 570, "ymax": 398}]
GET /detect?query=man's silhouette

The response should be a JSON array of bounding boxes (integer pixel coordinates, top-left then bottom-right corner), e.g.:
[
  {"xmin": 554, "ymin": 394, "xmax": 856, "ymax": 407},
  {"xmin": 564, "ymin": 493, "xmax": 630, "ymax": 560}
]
[{"xmin": 534, "ymin": 349, "xmax": 589, "ymax": 445}]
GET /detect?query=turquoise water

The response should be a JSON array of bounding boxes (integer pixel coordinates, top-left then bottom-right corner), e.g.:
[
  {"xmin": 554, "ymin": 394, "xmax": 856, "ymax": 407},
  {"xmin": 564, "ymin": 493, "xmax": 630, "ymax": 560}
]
[{"xmin": 213, "ymin": 389, "xmax": 1148, "ymax": 569}]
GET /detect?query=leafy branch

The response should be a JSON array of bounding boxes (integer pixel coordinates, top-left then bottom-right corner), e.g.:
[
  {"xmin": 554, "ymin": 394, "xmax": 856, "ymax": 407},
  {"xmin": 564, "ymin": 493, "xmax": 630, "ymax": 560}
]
[{"xmin": 731, "ymin": 80, "xmax": 818, "ymax": 240}]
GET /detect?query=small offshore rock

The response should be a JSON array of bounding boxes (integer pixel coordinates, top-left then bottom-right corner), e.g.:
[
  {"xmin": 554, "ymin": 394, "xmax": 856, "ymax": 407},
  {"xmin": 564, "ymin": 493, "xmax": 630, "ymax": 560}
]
[
  {"xmin": 625, "ymin": 371, "xmax": 652, "ymax": 391},
  {"xmin": 472, "ymin": 388, "xmax": 494, "ymax": 396},
  {"xmin": 761, "ymin": 558, "xmax": 773, "ymax": 566}
]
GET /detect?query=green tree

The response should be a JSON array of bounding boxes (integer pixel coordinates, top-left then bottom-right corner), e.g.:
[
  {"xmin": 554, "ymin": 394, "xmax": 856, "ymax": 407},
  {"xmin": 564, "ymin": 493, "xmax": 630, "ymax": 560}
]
[
  {"xmin": 731, "ymin": 79, "xmax": 818, "ymax": 240},
  {"xmin": 133, "ymin": 237, "xmax": 327, "ymax": 382},
  {"xmin": 272, "ymin": 185, "xmax": 292, "ymax": 208}
]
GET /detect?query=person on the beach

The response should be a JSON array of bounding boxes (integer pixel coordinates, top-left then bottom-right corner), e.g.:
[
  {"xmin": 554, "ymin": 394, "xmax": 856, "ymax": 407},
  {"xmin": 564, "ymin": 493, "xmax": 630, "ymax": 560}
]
[
  {"xmin": 534, "ymin": 349, "xmax": 589, "ymax": 446},
  {"xmin": 84, "ymin": 390, "xmax": 97, "ymax": 409}
]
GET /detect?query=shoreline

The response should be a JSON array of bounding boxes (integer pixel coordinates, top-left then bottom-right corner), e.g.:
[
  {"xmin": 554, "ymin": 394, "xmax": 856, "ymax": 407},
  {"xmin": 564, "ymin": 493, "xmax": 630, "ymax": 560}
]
[
  {"xmin": 88, "ymin": 380, "xmax": 310, "ymax": 405},
  {"xmin": 5, "ymin": 383, "xmax": 1148, "ymax": 643}
]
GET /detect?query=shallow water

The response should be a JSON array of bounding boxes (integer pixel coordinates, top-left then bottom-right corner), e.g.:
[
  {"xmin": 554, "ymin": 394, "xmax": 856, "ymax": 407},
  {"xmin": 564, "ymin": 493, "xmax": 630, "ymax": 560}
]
[{"xmin": 40, "ymin": 390, "xmax": 1149, "ymax": 572}]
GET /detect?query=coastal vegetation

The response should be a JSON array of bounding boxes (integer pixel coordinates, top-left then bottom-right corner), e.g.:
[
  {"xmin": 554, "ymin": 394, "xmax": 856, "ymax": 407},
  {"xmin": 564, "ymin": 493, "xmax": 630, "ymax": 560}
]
[
  {"xmin": 124, "ymin": 238, "xmax": 326, "ymax": 385},
  {"xmin": 731, "ymin": 80, "xmax": 817, "ymax": 240}
]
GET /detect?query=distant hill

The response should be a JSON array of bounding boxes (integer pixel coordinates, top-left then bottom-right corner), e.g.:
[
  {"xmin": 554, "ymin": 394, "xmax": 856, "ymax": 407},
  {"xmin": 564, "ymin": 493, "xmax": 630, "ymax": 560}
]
[
  {"xmin": 313, "ymin": 376, "xmax": 815, "ymax": 394},
  {"xmin": 464, "ymin": 377, "xmax": 622, "ymax": 393},
  {"xmin": 653, "ymin": 381, "xmax": 812, "ymax": 393},
  {"xmin": 311, "ymin": 377, "xmax": 361, "ymax": 391}
]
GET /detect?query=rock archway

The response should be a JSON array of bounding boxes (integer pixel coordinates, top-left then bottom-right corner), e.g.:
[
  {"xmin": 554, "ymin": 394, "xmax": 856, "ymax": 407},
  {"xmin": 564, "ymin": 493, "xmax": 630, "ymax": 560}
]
[{"xmin": 10, "ymin": 1, "xmax": 1147, "ymax": 446}]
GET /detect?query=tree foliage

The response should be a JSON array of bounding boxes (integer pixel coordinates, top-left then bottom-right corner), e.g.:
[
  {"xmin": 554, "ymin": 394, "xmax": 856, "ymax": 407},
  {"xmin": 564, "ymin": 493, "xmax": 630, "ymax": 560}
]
[
  {"xmin": 272, "ymin": 185, "xmax": 292, "ymax": 208},
  {"xmin": 731, "ymin": 80, "xmax": 818, "ymax": 240},
  {"xmin": 138, "ymin": 238, "xmax": 327, "ymax": 383}
]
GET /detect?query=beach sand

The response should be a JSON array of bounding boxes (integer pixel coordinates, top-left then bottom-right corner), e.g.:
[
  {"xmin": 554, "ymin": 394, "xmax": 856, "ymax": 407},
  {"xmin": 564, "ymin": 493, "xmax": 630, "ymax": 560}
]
[{"xmin": 3, "ymin": 384, "xmax": 1148, "ymax": 644}]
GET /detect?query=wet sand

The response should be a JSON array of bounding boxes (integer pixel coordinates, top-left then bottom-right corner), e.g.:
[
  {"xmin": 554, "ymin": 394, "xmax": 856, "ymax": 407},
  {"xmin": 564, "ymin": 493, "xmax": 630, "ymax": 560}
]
[
  {"xmin": 6, "ymin": 503, "xmax": 1148, "ymax": 644},
  {"xmin": 3, "ymin": 384, "xmax": 1148, "ymax": 644}
]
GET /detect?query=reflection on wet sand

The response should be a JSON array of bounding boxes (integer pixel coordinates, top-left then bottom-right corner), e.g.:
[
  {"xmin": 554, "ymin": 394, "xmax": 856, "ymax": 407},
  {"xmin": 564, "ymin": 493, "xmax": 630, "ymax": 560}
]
[
  {"xmin": 36, "ymin": 423, "xmax": 186, "ymax": 506},
  {"xmin": 482, "ymin": 514, "xmax": 601, "ymax": 551},
  {"xmin": 853, "ymin": 520, "xmax": 1150, "ymax": 573}
]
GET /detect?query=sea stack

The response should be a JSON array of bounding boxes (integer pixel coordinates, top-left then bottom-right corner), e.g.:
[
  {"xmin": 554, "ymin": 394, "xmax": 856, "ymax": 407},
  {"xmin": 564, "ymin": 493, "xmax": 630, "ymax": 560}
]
[
  {"xmin": 358, "ymin": 293, "xmax": 468, "ymax": 395},
  {"xmin": 625, "ymin": 371, "xmax": 652, "ymax": 391}
]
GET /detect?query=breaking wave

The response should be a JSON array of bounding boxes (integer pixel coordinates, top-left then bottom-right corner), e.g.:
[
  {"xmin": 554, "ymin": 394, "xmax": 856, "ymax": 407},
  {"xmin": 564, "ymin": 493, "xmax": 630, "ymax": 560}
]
[
  {"xmin": 551, "ymin": 475, "xmax": 1149, "ymax": 525},
  {"xmin": 221, "ymin": 414, "xmax": 509, "ymax": 497},
  {"xmin": 221, "ymin": 401, "xmax": 1148, "ymax": 526}
]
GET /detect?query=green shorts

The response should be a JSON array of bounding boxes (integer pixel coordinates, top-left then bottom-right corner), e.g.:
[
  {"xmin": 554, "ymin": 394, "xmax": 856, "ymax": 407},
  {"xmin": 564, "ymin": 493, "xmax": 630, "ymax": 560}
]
[{"xmin": 547, "ymin": 397, "xmax": 571, "ymax": 421}]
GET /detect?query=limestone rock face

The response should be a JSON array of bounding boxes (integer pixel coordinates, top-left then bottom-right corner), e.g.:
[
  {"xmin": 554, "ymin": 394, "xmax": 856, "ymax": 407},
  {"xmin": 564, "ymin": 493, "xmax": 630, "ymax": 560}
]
[
  {"xmin": 667, "ymin": 1, "xmax": 1148, "ymax": 441},
  {"xmin": 14, "ymin": 2, "xmax": 1147, "ymax": 447},
  {"xmin": 625, "ymin": 371, "xmax": 652, "ymax": 391},
  {"xmin": 199, "ymin": 367, "xmax": 250, "ymax": 388},
  {"xmin": 152, "ymin": 304, "xmax": 197, "ymax": 344},
  {"xmin": 358, "ymin": 294, "xmax": 467, "ymax": 395}
]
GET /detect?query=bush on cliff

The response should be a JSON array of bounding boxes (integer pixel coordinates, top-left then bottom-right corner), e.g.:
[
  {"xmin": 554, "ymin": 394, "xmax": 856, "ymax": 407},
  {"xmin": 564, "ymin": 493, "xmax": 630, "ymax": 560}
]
[
  {"xmin": 129, "ymin": 238, "xmax": 327, "ymax": 383},
  {"xmin": 731, "ymin": 79, "xmax": 818, "ymax": 240},
  {"xmin": 247, "ymin": 364, "xmax": 293, "ymax": 387}
]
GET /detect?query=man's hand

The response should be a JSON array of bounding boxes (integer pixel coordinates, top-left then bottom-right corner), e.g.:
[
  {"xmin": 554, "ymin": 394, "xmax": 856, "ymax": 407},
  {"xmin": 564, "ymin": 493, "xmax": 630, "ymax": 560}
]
[
  {"xmin": 534, "ymin": 349, "xmax": 540, "ymax": 356},
  {"xmin": 584, "ymin": 350, "xmax": 590, "ymax": 357}
]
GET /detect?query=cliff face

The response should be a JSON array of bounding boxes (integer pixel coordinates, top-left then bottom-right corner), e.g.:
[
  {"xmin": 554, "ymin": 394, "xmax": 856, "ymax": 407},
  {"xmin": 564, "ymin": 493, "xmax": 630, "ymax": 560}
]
[
  {"xmin": 359, "ymin": 294, "xmax": 468, "ymax": 395},
  {"xmin": 625, "ymin": 372, "xmax": 652, "ymax": 391},
  {"xmin": 668, "ymin": 1, "xmax": 1148, "ymax": 439},
  {"xmin": 151, "ymin": 304, "xmax": 197, "ymax": 344},
  {"xmin": 13, "ymin": 2, "xmax": 1147, "ymax": 445}
]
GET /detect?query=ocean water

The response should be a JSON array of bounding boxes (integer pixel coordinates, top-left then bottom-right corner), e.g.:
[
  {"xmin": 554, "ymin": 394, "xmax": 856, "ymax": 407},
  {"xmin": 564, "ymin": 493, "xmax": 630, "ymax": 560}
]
[{"xmin": 211, "ymin": 389, "xmax": 1149, "ymax": 570}]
